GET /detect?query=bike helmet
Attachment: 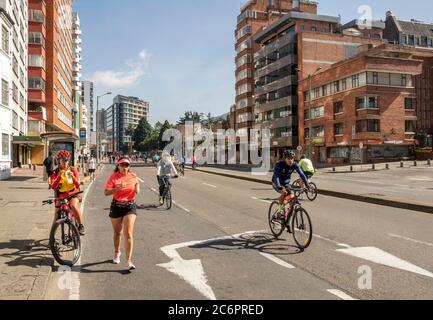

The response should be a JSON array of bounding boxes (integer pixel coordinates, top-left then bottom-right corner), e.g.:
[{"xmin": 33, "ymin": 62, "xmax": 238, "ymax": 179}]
[
  {"xmin": 282, "ymin": 150, "xmax": 296, "ymax": 159},
  {"xmin": 56, "ymin": 150, "xmax": 71, "ymax": 160}
]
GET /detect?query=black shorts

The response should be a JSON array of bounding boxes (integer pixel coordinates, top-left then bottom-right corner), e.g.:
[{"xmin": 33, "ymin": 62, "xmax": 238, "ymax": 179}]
[
  {"xmin": 272, "ymin": 183, "xmax": 293, "ymax": 195},
  {"xmin": 304, "ymin": 171, "xmax": 314, "ymax": 179},
  {"xmin": 89, "ymin": 169, "xmax": 96, "ymax": 173},
  {"xmin": 110, "ymin": 201, "xmax": 137, "ymax": 219}
]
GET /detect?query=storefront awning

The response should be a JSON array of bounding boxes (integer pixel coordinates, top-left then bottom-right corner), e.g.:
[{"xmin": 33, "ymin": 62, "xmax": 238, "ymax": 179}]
[{"xmin": 12, "ymin": 136, "xmax": 44, "ymax": 146}]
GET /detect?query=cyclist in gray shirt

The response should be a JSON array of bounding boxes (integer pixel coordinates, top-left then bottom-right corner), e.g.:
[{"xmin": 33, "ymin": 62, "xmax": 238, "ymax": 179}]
[{"xmin": 157, "ymin": 152, "xmax": 178, "ymax": 205}]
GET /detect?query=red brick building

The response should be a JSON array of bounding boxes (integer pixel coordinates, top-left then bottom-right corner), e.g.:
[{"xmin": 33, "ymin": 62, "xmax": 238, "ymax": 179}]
[
  {"xmin": 299, "ymin": 44, "xmax": 424, "ymax": 164},
  {"xmin": 233, "ymin": 0, "xmax": 318, "ymax": 138}
]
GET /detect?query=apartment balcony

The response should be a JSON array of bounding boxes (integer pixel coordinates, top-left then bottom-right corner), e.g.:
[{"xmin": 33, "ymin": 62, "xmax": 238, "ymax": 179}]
[
  {"xmin": 271, "ymin": 136, "xmax": 295, "ymax": 148},
  {"xmin": 254, "ymin": 33, "xmax": 296, "ymax": 61},
  {"xmin": 356, "ymin": 108, "xmax": 380, "ymax": 120},
  {"xmin": 255, "ymin": 76, "xmax": 297, "ymax": 97},
  {"xmin": 74, "ymin": 37, "xmax": 82, "ymax": 45},
  {"xmin": 255, "ymin": 54, "xmax": 297, "ymax": 79},
  {"xmin": 73, "ymin": 28, "xmax": 82, "ymax": 35},
  {"xmin": 255, "ymin": 96, "xmax": 296, "ymax": 114},
  {"xmin": 28, "ymin": 90, "xmax": 46, "ymax": 103},
  {"xmin": 258, "ymin": 116, "xmax": 297, "ymax": 130}
]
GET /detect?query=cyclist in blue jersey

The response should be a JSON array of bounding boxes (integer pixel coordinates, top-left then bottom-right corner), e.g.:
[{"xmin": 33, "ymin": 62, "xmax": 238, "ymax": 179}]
[{"xmin": 272, "ymin": 150, "xmax": 311, "ymax": 219}]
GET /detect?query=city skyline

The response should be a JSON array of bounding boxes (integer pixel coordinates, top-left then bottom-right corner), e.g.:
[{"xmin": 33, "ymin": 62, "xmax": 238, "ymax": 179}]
[{"xmin": 75, "ymin": 0, "xmax": 433, "ymax": 125}]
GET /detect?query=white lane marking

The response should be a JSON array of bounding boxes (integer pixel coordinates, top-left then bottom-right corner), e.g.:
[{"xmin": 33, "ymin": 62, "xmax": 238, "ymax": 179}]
[
  {"xmin": 337, "ymin": 247, "xmax": 433, "ymax": 279},
  {"xmin": 157, "ymin": 230, "xmax": 266, "ymax": 300},
  {"xmin": 389, "ymin": 234, "xmax": 433, "ymax": 248},
  {"xmin": 68, "ymin": 176, "xmax": 96, "ymax": 301},
  {"xmin": 327, "ymin": 289, "xmax": 358, "ymax": 301},
  {"xmin": 259, "ymin": 253, "xmax": 296, "ymax": 269},
  {"xmin": 150, "ymin": 187, "xmax": 157, "ymax": 193},
  {"xmin": 251, "ymin": 196, "xmax": 273, "ymax": 204},
  {"xmin": 203, "ymin": 183, "xmax": 217, "ymax": 188},
  {"xmin": 313, "ymin": 234, "xmax": 353, "ymax": 249},
  {"xmin": 138, "ymin": 177, "xmax": 145, "ymax": 183}
]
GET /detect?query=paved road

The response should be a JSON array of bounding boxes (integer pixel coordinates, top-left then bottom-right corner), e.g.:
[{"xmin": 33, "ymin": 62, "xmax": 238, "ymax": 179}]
[{"xmin": 45, "ymin": 164, "xmax": 433, "ymax": 300}]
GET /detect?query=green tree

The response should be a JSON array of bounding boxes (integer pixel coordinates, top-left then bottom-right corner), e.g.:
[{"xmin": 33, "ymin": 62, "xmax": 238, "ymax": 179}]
[
  {"xmin": 158, "ymin": 120, "xmax": 174, "ymax": 150},
  {"xmin": 132, "ymin": 118, "xmax": 153, "ymax": 151},
  {"xmin": 177, "ymin": 111, "xmax": 204, "ymax": 125}
]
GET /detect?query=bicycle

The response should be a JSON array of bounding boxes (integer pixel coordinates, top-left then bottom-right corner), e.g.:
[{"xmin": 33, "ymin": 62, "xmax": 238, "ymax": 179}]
[
  {"xmin": 268, "ymin": 190, "xmax": 313, "ymax": 250},
  {"xmin": 160, "ymin": 176, "xmax": 178, "ymax": 210},
  {"xmin": 42, "ymin": 191, "xmax": 83, "ymax": 267},
  {"xmin": 291, "ymin": 178, "xmax": 318, "ymax": 201}
]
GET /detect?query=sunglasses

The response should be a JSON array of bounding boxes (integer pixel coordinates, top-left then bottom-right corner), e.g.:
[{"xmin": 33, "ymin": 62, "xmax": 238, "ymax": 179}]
[
  {"xmin": 119, "ymin": 163, "xmax": 130, "ymax": 168},
  {"xmin": 59, "ymin": 158, "xmax": 70, "ymax": 162}
]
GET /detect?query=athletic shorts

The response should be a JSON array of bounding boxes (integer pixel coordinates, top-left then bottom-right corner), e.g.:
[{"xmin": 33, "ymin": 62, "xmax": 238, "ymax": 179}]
[
  {"xmin": 303, "ymin": 171, "xmax": 314, "ymax": 179},
  {"xmin": 88, "ymin": 169, "xmax": 96, "ymax": 173},
  {"xmin": 272, "ymin": 183, "xmax": 293, "ymax": 195},
  {"xmin": 110, "ymin": 200, "xmax": 137, "ymax": 219}
]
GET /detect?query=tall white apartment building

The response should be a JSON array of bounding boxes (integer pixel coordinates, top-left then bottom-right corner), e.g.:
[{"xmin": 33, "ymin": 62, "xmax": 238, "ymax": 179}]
[
  {"xmin": 0, "ymin": 0, "xmax": 28, "ymax": 168},
  {"xmin": 81, "ymin": 80, "xmax": 93, "ymax": 146},
  {"xmin": 0, "ymin": 5, "xmax": 13, "ymax": 180}
]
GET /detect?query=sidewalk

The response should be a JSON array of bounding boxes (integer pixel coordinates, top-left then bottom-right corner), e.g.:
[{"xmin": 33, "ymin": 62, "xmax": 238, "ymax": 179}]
[
  {"xmin": 0, "ymin": 171, "xmax": 92, "ymax": 300},
  {"xmin": 188, "ymin": 163, "xmax": 433, "ymax": 214}
]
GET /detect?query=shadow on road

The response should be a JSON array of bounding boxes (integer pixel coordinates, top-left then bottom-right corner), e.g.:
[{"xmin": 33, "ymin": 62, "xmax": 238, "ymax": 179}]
[
  {"xmin": 0, "ymin": 239, "xmax": 54, "ymax": 268},
  {"xmin": 6, "ymin": 176, "xmax": 37, "ymax": 182},
  {"xmin": 66, "ymin": 260, "xmax": 131, "ymax": 275},
  {"xmin": 190, "ymin": 232, "xmax": 303, "ymax": 256}
]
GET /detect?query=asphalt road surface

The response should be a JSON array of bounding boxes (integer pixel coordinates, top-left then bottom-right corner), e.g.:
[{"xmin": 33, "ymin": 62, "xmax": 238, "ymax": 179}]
[{"xmin": 45, "ymin": 164, "xmax": 433, "ymax": 300}]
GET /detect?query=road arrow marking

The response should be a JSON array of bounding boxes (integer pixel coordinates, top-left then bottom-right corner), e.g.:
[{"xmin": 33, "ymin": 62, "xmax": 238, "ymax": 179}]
[
  {"xmin": 337, "ymin": 247, "xmax": 433, "ymax": 279},
  {"xmin": 157, "ymin": 230, "xmax": 265, "ymax": 300}
]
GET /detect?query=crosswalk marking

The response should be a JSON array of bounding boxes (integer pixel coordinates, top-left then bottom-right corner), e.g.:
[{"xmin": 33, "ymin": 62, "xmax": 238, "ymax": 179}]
[{"xmin": 327, "ymin": 289, "xmax": 358, "ymax": 300}]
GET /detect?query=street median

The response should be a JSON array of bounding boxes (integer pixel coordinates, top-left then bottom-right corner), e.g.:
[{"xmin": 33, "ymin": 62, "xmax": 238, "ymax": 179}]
[{"xmin": 187, "ymin": 166, "xmax": 433, "ymax": 215}]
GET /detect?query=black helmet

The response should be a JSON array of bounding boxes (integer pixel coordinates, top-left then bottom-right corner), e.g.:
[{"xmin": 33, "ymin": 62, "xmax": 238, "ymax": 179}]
[{"xmin": 283, "ymin": 150, "xmax": 296, "ymax": 159}]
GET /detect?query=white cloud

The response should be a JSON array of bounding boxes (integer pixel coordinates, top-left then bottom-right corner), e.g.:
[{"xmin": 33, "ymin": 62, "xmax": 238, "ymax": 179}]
[{"xmin": 90, "ymin": 49, "xmax": 150, "ymax": 88}]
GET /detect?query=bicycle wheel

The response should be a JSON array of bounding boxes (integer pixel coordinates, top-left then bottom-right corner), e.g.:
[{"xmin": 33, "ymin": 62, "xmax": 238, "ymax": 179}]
[
  {"xmin": 268, "ymin": 201, "xmax": 285, "ymax": 238},
  {"xmin": 165, "ymin": 189, "xmax": 172, "ymax": 210},
  {"xmin": 306, "ymin": 182, "xmax": 318, "ymax": 202},
  {"xmin": 49, "ymin": 219, "xmax": 81, "ymax": 267},
  {"xmin": 291, "ymin": 180, "xmax": 304, "ymax": 200},
  {"xmin": 292, "ymin": 207, "xmax": 313, "ymax": 250}
]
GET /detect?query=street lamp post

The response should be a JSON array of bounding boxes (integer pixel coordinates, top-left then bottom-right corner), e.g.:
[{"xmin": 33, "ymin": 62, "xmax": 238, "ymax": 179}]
[
  {"xmin": 96, "ymin": 92, "xmax": 112, "ymax": 164},
  {"xmin": 297, "ymin": 67, "xmax": 322, "ymax": 159}
]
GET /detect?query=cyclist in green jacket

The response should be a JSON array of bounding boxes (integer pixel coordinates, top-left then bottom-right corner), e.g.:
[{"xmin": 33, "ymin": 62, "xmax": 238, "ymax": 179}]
[{"xmin": 298, "ymin": 155, "xmax": 315, "ymax": 188}]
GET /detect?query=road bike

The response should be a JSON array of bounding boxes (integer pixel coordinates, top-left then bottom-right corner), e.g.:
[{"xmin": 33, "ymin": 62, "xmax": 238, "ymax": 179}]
[
  {"xmin": 42, "ymin": 191, "xmax": 83, "ymax": 267},
  {"xmin": 291, "ymin": 178, "xmax": 318, "ymax": 201},
  {"xmin": 268, "ymin": 189, "xmax": 313, "ymax": 250},
  {"xmin": 160, "ymin": 176, "xmax": 178, "ymax": 210}
]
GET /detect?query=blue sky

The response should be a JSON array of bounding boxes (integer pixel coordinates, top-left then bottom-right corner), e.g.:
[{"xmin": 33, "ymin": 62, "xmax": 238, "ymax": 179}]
[{"xmin": 74, "ymin": 0, "xmax": 433, "ymax": 125}]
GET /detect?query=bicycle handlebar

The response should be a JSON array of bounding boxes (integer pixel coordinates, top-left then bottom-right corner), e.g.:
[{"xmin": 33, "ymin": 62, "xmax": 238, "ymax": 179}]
[{"xmin": 42, "ymin": 191, "xmax": 84, "ymax": 205}]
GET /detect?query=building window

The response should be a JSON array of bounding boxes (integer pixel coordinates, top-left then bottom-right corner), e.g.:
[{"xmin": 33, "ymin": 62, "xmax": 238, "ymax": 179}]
[
  {"xmin": 333, "ymin": 81, "xmax": 340, "ymax": 93},
  {"xmin": 356, "ymin": 120, "xmax": 380, "ymax": 133},
  {"xmin": 29, "ymin": 77, "xmax": 45, "ymax": 90},
  {"xmin": 28, "ymin": 32, "xmax": 45, "ymax": 45},
  {"xmin": 313, "ymin": 87, "xmax": 320, "ymax": 99},
  {"xmin": 2, "ymin": 134, "xmax": 9, "ymax": 158},
  {"xmin": 28, "ymin": 55, "xmax": 45, "ymax": 68},
  {"xmin": 311, "ymin": 26, "xmax": 317, "ymax": 32},
  {"xmin": 334, "ymin": 101, "xmax": 343, "ymax": 114},
  {"xmin": 2, "ymin": 79, "xmax": 9, "ymax": 106},
  {"xmin": 352, "ymin": 75, "xmax": 359, "ymax": 87},
  {"xmin": 322, "ymin": 85, "xmax": 327, "ymax": 96},
  {"xmin": 401, "ymin": 74, "xmax": 407, "ymax": 86},
  {"xmin": 429, "ymin": 39, "xmax": 433, "ymax": 47},
  {"xmin": 12, "ymin": 82, "xmax": 18, "ymax": 102},
  {"xmin": 311, "ymin": 106, "xmax": 324, "ymax": 119},
  {"xmin": 373, "ymin": 72, "xmax": 379, "ymax": 84},
  {"xmin": 405, "ymin": 120, "xmax": 416, "ymax": 133},
  {"xmin": 304, "ymin": 128, "xmax": 310, "ymax": 138},
  {"xmin": 334, "ymin": 123, "xmax": 344, "ymax": 135},
  {"xmin": 415, "ymin": 37, "xmax": 420, "ymax": 46},
  {"xmin": 29, "ymin": 9, "xmax": 45, "ymax": 23},
  {"xmin": 356, "ymin": 96, "xmax": 378, "ymax": 110},
  {"xmin": 341, "ymin": 79, "xmax": 347, "ymax": 91},
  {"xmin": 405, "ymin": 98, "xmax": 415, "ymax": 110},
  {"xmin": 329, "ymin": 147, "xmax": 349, "ymax": 158},
  {"xmin": 312, "ymin": 126, "xmax": 324, "ymax": 138},
  {"xmin": 12, "ymin": 111, "xmax": 18, "ymax": 130},
  {"xmin": 1, "ymin": 26, "xmax": 9, "ymax": 53},
  {"xmin": 304, "ymin": 109, "xmax": 310, "ymax": 121}
]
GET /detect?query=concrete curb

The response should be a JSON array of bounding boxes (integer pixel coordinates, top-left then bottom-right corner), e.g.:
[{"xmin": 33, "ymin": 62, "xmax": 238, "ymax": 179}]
[{"xmin": 189, "ymin": 167, "xmax": 433, "ymax": 215}]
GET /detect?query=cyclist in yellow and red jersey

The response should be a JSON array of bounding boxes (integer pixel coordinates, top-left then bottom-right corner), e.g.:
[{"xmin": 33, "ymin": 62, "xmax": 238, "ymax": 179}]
[{"xmin": 50, "ymin": 150, "xmax": 85, "ymax": 236}]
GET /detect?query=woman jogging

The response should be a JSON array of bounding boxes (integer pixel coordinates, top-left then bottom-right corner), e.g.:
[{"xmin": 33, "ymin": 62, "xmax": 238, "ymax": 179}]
[{"xmin": 104, "ymin": 157, "xmax": 140, "ymax": 272}]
